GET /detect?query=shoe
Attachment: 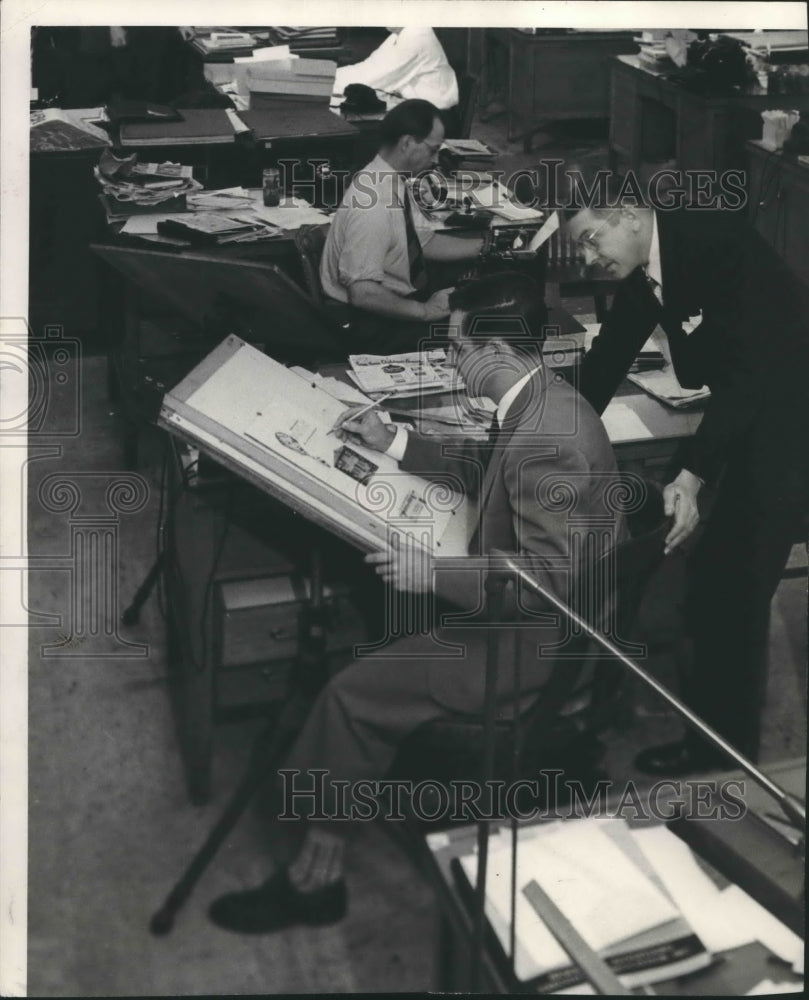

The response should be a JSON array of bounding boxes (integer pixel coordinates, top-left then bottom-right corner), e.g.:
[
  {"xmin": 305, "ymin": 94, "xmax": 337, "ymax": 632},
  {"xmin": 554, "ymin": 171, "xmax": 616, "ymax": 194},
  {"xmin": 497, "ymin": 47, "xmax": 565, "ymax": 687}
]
[
  {"xmin": 209, "ymin": 868, "xmax": 347, "ymax": 934},
  {"xmin": 634, "ymin": 739, "xmax": 729, "ymax": 777}
]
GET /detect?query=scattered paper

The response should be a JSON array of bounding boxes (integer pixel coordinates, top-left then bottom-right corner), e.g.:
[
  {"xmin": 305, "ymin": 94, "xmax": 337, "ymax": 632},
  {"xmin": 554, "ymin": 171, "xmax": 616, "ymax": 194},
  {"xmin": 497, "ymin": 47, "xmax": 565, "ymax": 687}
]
[
  {"xmin": 717, "ymin": 885, "xmax": 803, "ymax": 965},
  {"xmin": 528, "ymin": 210, "xmax": 560, "ymax": 252},
  {"xmin": 627, "ymin": 367, "xmax": 711, "ymax": 408},
  {"xmin": 601, "ymin": 401, "xmax": 654, "ymax": 442},
  {"xmin": 631, "ymin": 825, "xmax": 754, "ymax": 954},
  {"xmin": 289, "ymin": 369, "xmax": 374, "ymax": 407},
  {"xmin": 251, "ymin": 197, "xmax": 331, "ymax": 229},
  {"xmin": 746, "ymin": 979, "xmax": 803, "ymax": 994}
]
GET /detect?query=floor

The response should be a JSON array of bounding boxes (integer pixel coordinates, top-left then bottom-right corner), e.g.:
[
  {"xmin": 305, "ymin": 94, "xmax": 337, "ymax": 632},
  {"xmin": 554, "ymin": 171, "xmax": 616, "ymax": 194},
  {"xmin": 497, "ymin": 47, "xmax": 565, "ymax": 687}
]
[{"xmin": 25, "ymin": 109, "xmax": 807, "ymax": 996}]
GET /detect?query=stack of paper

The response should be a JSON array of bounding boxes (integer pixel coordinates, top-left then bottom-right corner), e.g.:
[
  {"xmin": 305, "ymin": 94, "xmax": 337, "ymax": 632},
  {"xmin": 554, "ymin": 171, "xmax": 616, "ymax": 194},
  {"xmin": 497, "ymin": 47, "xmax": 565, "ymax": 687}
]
[{"xmin": 455, "ymin": 817, "xmax": 711, "ymax": 991}]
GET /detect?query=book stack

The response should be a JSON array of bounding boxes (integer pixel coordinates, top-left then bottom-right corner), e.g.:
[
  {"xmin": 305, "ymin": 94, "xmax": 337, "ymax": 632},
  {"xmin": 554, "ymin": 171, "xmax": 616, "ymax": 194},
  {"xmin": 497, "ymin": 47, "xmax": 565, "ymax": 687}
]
[
  {"xmin": 119, "ymin": 109, "xmax": 238, "ymax": 147},
  {"xmin": 247, "ymin": 58, "xmax": 337, "ymax": 107},
  {"xmin": 454, "ymin": 817, "xmax": 712, "ymax": 993},
  {"xmin": 156, "ymin": 213, "xmax": 280, "ymax": 246},
  {"xmin": 270, "ymin": 26, "xmax": 339, "ymax": 50},
  {"xmin": 190, "ymin": 30, "xmax": 256, "ymax": 57}
]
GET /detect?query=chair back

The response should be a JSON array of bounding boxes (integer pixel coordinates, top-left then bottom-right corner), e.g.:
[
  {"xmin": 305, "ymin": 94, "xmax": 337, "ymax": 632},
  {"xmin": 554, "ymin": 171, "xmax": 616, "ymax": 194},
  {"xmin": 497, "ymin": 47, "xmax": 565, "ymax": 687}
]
[
  {"xmin": 446, "ymin": 73, "xmax": 480, "ymax": 139},
  {"xmin": 294, "ymin": 223, "xmax": 332, "ymax": 311}
]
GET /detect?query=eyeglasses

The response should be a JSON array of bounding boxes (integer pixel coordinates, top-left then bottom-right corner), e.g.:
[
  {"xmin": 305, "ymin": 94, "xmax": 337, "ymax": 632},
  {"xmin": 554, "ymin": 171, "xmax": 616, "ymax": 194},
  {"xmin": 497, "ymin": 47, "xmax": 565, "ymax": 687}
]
[
  {"xmin": 420, "ymin": 139, "xmax": 443, "ymax": 156},
  {"xmin": 574, "ymin": 209, "xmax": 620, "ymax": 253}
]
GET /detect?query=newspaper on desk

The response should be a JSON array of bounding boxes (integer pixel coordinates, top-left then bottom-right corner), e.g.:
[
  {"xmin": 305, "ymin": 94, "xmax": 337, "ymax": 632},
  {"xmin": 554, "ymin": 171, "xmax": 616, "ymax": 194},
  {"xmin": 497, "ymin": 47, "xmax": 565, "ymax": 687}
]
[{"xmin": 347, "ymin": 349, "xmax": 464, "ymax": 397}]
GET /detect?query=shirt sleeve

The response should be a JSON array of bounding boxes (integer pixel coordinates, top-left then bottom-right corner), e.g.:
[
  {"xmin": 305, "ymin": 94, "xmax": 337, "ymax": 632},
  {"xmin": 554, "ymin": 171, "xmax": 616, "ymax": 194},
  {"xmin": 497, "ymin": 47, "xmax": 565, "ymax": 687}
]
[
  {"xmin": 335, "ymin": 202, "xmax": 391, "ymax": 287},
  {"xmin": 384, "ymin": 424, "xmax": 408, "ymax": 462}
]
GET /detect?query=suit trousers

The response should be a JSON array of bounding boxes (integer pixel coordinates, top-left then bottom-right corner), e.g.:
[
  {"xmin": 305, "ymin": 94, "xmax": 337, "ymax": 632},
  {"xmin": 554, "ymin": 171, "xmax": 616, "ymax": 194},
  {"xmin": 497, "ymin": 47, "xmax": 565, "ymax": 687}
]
[
  {"xmin": 279, "ymin": 614, "xmax": 556, "ymax": 818},
  {"xmin": 683, "ymin": 386, "xmax": 809, "ymax": 760}
]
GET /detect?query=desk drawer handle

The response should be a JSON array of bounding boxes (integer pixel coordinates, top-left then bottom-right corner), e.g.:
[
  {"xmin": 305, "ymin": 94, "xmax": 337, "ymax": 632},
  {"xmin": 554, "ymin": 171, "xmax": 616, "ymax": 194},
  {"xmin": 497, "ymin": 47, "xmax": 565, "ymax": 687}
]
[{"xmin": 268, "ymin": 627, "xmax": 293, "ymax": 640}]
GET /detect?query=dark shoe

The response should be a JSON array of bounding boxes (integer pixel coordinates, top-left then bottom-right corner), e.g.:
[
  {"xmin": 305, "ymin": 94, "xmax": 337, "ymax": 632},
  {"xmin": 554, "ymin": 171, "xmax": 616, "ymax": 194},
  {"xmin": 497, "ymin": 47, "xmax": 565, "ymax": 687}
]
[
  {"xmin": 634, "ymin": 739, "xmax": 729, "ymax": 777},
  {"xmin": 209, "ymin": 868, "xmax": 347, "ymax": 934}
]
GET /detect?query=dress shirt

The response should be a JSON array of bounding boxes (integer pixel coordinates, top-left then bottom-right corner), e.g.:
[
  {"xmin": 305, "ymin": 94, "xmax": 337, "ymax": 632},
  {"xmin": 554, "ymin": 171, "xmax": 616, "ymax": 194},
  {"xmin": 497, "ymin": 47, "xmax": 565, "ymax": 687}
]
[
  {"xmin": 333, "ymin": 28, "xmax": 458, "ymax": 110},
  {"xmin": 384, "ymin": 368, "xmax": 541, "ymax": 462},
  {"xmin": 644, "ymin": 212, "xmax": 663, "ymax": 303}
]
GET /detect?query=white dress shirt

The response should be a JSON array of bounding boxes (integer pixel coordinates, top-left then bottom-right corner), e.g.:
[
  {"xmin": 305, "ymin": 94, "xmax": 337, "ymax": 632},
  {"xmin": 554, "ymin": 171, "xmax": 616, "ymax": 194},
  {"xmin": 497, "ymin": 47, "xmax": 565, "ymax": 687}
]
[
  {"xmin": 334, "ymin": 28, "xmax": 458, "ymax": 110},
  {"xmin": 384, "ymin": 368, "xmax": 541, "ymax": 462}
]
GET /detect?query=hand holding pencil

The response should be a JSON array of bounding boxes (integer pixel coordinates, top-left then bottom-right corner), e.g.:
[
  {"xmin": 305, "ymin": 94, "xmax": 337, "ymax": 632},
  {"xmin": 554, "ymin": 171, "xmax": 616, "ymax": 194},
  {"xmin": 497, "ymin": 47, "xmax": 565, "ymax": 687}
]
[{"xmin": 330, "ymin": 394, "xmax": 395, "ymax": 452}]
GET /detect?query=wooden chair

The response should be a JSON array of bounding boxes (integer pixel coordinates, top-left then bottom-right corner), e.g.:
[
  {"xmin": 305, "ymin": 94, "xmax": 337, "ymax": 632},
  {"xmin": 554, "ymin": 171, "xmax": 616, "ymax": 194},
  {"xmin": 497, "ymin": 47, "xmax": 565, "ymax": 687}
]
[
  {"xmin": 445, "ymin": 73, "xmax": 481, "ymax": 140},
  {"xmin": 293, "ymin": 223, "xmax": 332, "ymax": 311}
]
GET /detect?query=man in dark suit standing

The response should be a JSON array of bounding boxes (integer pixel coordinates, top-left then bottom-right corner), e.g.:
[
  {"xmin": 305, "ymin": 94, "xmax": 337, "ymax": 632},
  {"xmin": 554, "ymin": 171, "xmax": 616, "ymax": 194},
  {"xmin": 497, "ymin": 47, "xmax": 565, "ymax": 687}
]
[
  {"xmin": 565, "ymin": 195, "xmax": 809, "ymax": 772},
  {"xmin": 208, "ymin": 273, "xmax": 627, "ymax": 934}
]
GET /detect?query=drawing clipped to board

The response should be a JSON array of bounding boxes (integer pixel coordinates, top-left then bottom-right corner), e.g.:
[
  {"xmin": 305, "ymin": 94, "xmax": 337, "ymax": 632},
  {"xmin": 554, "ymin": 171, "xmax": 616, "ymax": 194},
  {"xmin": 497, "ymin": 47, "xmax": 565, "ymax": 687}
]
[{"xmin": 159, "ymin": 337, "xmax": 474, "ymax": 556}]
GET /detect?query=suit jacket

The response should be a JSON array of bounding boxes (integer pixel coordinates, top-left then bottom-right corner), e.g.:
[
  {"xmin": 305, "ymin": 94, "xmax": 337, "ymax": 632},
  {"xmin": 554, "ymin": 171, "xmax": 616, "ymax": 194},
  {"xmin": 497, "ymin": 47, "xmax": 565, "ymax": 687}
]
[
  {"xmin": 578, "ymin": 208, "xmax": 809, "ymax": 485},
  {"xmin": 397, "ymin": 372, "xmax": 627, "ymax": 711}
]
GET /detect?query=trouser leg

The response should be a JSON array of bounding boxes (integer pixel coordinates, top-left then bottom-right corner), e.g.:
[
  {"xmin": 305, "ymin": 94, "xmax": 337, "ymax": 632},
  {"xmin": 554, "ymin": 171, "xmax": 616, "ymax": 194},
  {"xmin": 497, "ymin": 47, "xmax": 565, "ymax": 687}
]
[{"xmin": 684, "ymin": 406, "xmax": 809, "ymax": 761}]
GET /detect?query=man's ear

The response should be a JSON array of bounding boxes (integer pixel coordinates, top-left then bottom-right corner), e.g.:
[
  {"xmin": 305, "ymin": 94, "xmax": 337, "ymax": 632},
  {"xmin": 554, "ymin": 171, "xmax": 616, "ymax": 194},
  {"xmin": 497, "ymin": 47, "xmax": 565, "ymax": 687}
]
[{"xmin": 620, "ymin": 207, "xmax": 641, "ymax": 231}]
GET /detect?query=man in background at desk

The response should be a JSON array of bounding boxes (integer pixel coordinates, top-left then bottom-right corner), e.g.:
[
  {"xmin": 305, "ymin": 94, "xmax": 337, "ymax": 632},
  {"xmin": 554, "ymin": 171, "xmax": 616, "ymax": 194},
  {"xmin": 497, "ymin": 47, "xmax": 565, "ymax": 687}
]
[
  {"xmin": 208, "ymin": 273, "xmax": 625, "ymax": 935},
  {"xmin": 320, "ymin": 99, "xmax": 488, "ymax": 354},
  {"xmin": 334, "ymin": 27, "xmax": 458, "ymax": 111},
  {"xmin": 564, "ymin": 185, "xmax": 809, "ymax": 775}
]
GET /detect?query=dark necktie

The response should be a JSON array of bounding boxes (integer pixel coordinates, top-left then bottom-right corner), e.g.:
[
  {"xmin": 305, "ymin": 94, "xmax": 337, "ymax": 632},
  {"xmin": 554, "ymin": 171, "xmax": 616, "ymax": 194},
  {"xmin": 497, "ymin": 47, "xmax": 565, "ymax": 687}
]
[
  {"xmin": 401, "ymin": 187, "xmax": 429, "ymax": 293},
  {"xmin": 642, "ymin": 270, "xmax": 697, "ymax": 384}
]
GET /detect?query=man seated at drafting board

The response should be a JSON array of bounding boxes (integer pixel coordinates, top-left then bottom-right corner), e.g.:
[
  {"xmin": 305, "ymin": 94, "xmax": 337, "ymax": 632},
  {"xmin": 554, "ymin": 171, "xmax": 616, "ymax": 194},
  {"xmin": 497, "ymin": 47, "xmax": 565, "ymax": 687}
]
[
  {"xmin": 208, "ymin": 272, "xmax": 628, "ymax": 935},
  {"xmin": 319, "ymin": 98, "xmax": 488, "ymax": 354}
]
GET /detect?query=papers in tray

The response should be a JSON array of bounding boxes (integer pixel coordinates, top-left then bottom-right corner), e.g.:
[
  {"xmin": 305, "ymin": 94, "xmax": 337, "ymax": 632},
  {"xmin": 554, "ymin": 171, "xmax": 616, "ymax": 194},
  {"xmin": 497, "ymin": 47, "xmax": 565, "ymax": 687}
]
[
  {"xmin": 627, "ymin": 367, "xmax": 710, "ymax": 409},
  {"xmin": 440, "ymin": 138, "xmax": 495, "ymax": 158},
  {"xmin": 348, "ymin": 350, "xmax": 464, "ymax": 397},
  {"xmin": 456, "ymin": 817, "xmax": 711, "ymax": 990}
]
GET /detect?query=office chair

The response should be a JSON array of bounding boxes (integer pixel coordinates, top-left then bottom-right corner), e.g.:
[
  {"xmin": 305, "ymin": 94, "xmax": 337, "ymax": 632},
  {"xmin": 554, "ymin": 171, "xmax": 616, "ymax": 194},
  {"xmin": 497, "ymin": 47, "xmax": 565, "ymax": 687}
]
[
  {"xmin": 293, "ymin": 223, "xmax": 332, "ymax": 310},
  {"xmin": 389, "ymin": 480, "xmax": 669, "ymax": 803},
  {"xmin": 445, "ymin": 72, "xmax": 481, "ymax": 140}
]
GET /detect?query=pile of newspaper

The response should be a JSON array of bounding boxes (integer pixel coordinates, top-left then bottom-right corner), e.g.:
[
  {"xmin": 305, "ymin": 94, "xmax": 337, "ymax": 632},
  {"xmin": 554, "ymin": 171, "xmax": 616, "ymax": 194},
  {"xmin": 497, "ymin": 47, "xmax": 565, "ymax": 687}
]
[
  {"xmin": 94, "ymin": 149, "xmax": 201, "ymax": 213},
  {"xmin": 347, "ymin": 350, "xmax": 464, "ymax": 398}
]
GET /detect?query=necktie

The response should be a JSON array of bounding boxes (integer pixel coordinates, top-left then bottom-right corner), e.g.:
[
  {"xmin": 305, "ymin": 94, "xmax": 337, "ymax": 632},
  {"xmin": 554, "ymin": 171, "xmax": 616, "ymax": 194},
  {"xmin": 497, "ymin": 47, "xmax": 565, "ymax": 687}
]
[{"xmin": 401, "ymin": 186, "xmax": 429, "ymax": 293}]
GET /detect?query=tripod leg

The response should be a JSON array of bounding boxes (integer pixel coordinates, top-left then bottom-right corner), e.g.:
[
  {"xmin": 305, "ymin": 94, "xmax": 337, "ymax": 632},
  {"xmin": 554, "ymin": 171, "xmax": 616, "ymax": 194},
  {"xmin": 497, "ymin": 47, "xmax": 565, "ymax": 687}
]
[
  {"xmin": 122, "ymin": 550, "xmax": 167, "ymax": 626},
  {"xmin": 149, "ymin": 691, "xmax": 312, "ymax": 935}
]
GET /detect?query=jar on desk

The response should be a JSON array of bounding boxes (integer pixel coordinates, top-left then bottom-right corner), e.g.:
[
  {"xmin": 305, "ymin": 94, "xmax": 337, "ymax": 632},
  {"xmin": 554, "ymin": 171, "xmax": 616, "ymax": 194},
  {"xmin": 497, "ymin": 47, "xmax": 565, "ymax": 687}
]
[{"xmin": 262, "ymin": 167, "xmax": 281, "ymax": 207}]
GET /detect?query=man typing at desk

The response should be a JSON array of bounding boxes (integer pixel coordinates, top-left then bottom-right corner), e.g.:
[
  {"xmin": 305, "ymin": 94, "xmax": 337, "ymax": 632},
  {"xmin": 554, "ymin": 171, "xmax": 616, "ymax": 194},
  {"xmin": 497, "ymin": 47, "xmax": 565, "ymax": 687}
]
[
  {"xmin": 320, "ymin": 99, "xmax": 488, "ymax": 353},
  {"xmin": 563, "ymin": 174, "xmax": 809, "ymax": 774},
  {"xmin": 208, "ymin": 272, "xmax": 626, "ymax": 934}
]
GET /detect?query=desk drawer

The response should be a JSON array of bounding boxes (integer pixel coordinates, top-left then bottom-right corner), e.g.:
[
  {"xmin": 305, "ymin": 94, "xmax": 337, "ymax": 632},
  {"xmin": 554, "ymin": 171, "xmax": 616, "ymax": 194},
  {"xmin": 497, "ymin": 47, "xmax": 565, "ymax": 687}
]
[
  {"xmin": 215, "ymin": 575, "xmax": 366, "ymax": 668},
  {"xmin": 215, "ymin": 660, "xmax": 291, "ymax": 710}
]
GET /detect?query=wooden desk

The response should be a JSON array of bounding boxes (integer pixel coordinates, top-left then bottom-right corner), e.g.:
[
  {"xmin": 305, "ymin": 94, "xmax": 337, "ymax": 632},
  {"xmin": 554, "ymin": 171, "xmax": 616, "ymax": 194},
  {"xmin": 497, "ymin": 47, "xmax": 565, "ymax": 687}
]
[
  {"xmin": 424, "ymin": 758, "xmax": 805, "ymax": 994},
  {"xmin": 746, "ymin": 140, "xmax": 809, "ymax": 287},
  {"xmin": 481, "ymin": 29, "xmax": 638, "ymax": 151},
  {"xmin": 610, "ymin": 54, "xmax": 809, "ymax": 173}
]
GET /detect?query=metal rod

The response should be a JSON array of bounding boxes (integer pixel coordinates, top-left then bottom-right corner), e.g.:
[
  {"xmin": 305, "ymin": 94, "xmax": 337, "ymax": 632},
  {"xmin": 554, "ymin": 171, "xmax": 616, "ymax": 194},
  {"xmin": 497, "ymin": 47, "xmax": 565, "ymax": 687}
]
[{"xmin": 504, "ymin": 557, "xmax": 806, "ymax": 832}]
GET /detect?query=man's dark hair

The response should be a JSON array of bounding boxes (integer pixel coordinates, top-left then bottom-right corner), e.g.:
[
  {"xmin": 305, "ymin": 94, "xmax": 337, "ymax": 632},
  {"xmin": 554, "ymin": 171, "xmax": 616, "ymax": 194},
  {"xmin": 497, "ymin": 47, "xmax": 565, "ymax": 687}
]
[
  {"xmin": 448, "ymin": 272, "xmax": 548, "ymax": 358},
  {"xmin": 378, "ymin": 99, "xmax": 442, "ymax": 146}
]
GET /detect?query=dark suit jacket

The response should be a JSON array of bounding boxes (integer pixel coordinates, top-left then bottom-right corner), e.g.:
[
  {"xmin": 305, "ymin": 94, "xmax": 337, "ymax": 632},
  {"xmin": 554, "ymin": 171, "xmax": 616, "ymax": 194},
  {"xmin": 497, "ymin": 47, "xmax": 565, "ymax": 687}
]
[
  {"xmin": 397, "ymin": 373, "xmax": 627, "ymax": 711},
  {"xmin": 577, "ymin": 208, "xmax": 809, "ymax": 485}
]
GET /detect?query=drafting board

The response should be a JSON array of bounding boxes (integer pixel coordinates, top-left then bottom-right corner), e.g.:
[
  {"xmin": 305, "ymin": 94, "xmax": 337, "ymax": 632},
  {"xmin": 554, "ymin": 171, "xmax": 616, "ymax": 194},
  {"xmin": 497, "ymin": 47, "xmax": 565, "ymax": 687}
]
[
  {"xmin": 159, "ymin": 336, "xmax": 474, "ymax": 556},
  {"xmin": 91, "ymin": 243, "xmax": 345, "ymax": 363}
]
